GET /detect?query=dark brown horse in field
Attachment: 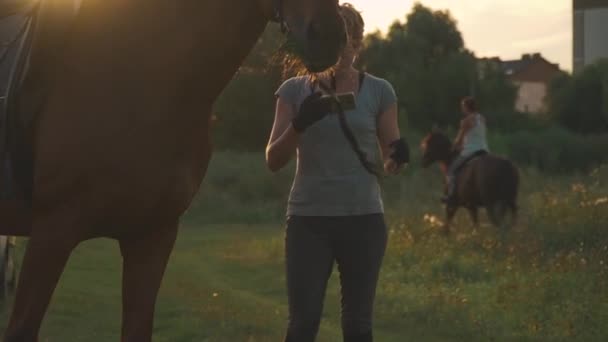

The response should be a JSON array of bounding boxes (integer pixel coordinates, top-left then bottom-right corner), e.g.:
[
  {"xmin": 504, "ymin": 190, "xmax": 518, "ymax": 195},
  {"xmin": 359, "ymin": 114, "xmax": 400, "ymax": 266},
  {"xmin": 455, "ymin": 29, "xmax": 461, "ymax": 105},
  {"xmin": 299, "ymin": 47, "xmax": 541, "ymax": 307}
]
[
  {"xmin": 0, "ymin": 0, "xmax": 346, "ymax": 340},
  {"xmin": 421, "ymin": 131, "xmax": 519, "ymax": 233}
]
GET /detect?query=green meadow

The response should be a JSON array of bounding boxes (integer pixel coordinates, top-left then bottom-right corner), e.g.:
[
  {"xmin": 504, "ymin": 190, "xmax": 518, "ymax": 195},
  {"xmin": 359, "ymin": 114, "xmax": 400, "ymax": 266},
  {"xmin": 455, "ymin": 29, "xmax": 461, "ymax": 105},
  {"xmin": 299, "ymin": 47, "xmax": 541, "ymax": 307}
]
[{"xmin": 1, "ymin": 151, "xmax": 607, "ymax": 341}]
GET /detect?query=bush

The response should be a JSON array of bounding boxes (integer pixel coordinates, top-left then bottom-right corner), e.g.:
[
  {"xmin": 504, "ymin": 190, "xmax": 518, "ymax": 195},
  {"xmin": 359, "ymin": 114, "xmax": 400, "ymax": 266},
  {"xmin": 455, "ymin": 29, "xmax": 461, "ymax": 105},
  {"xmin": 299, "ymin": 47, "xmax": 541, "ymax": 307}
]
[
  {"xmin": 484, "ymin": 110, "xmax": 548, "ymax": 133},
  {"xmin": 185, "ymin": 151, "xmax": 294, "ymax": 224},
  {"xmin": 503, "ymin": 126, "xmax": 608, "ymax": 173}
]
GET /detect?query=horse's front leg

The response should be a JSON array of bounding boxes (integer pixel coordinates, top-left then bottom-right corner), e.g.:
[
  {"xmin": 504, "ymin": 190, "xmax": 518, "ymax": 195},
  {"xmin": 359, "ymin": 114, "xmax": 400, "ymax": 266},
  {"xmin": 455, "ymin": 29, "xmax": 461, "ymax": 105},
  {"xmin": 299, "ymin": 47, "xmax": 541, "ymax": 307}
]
[
  {"xmin": 4, "ymin": 208, "xmax": 83, "ymax": 341},
  {"xmin": 467, "ymin": 207, "xmax": 479, "ymax": 228},
  {"xmin": 442, "ymin": 206, "xmax": 458, "ymax": 234},
  {"xmin": 119, "ymin": 221, "xmax": 178, "ymax": 342}
]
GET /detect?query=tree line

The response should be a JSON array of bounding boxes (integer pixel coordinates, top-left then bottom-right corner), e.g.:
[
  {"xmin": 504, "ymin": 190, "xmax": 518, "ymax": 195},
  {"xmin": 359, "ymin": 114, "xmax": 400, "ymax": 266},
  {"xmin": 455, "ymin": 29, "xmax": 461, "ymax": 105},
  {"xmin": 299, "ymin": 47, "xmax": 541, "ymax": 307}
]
[{"xmin": 212, "ymin": 3, "xmax": 608, "ymax": 151}]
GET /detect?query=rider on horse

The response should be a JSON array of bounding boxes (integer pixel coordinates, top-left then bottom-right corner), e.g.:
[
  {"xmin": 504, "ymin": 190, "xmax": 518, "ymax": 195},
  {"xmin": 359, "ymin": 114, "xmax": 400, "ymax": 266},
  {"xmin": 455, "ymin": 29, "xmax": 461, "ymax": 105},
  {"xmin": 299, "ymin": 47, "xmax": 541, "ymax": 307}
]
[{"xmin": 442, "ymin": 96, "xmax": 490, "ymax": 205}]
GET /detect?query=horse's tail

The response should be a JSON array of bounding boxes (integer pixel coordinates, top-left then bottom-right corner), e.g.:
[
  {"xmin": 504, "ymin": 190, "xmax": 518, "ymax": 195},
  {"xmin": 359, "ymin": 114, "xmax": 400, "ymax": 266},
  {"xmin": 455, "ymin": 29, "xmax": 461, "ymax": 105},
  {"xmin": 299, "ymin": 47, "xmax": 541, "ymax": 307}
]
[
  {"xmin": 508, "ymin": 164, "xmax": 520, "ymax": 224},
  {"xmin": 487, "ymin": 158, "xmax": 519, "ymax": 227},
  {"xmin": 499, "ymin": 160, "xmax": 519, "ymax": 226}
]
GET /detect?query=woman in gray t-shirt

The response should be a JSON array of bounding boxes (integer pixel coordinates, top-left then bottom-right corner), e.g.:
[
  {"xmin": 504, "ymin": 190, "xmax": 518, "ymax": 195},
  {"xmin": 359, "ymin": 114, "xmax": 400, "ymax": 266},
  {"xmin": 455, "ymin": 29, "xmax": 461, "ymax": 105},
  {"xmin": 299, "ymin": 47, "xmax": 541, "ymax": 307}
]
[{"xmin": 266, "ymin": 4, "xmax": 408, "ymax": 342}]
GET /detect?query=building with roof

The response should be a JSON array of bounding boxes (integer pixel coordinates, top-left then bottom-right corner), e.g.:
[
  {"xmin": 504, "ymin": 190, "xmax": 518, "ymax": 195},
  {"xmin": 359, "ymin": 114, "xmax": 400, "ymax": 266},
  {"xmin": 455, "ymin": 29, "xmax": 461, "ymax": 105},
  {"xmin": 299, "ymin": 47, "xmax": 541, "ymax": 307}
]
[
  {"xmin": 574, "ymin": 0, "xmax": 608, "ymax": 73},
  {"xmin": 479, "ymin": 53, "xmax": 562, "ymax": 114}
]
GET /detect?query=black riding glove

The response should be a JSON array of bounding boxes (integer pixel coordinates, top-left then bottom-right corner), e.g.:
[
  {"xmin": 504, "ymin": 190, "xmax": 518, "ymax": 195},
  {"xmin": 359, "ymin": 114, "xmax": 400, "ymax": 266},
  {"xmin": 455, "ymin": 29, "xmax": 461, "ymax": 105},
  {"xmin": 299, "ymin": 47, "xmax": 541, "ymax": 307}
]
[
  {"xmin": 292, "ymin": 92, "xmax": 331, "ymax": 133},
  {"xmin": 389, "ymin": 138, "xmax": 410, "ymax": 165}
]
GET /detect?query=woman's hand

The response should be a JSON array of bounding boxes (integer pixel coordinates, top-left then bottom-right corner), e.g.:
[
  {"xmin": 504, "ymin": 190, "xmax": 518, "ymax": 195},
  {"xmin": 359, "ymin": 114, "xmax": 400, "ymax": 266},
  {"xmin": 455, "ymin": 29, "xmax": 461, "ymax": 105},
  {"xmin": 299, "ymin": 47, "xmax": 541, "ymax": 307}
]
[
  {"xmin": 389, "ymin": 138, "xmax": 409, "ymax": 165},
  {"xmin": 384, "ymin": 158, "xmax": 405, "ymax": 175},
  {"xmin": 384, "ymin": 138, "xmax": 409, "ymax": 175},
  {"xmin": 292, "ymin": 92, "xmax": 330, "ymax": 133},
  {"xmin": 377, "ymin": 101, "xmax": 409, "ymax": 176}
]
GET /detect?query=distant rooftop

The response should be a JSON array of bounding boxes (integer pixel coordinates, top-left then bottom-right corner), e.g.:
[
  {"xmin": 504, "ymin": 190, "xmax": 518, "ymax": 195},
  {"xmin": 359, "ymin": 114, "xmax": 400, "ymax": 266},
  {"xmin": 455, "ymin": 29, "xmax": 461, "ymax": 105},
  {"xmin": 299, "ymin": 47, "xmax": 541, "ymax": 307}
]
[
  {"xmin": 478, "ymin": 53, "xmax": 561, "ymax": 83},
  {"xmin": 501, "ymin": 53, "xmax": 554, "ymax": 75}
]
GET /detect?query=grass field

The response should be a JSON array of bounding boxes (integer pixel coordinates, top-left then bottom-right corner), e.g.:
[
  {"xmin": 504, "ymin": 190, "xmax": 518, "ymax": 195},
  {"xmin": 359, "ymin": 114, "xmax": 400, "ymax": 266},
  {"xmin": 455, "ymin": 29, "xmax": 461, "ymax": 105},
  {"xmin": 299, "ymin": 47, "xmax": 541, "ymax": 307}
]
[{"xmin": 1, "ymin": 152, "xmax": 607, "ymax": 341}]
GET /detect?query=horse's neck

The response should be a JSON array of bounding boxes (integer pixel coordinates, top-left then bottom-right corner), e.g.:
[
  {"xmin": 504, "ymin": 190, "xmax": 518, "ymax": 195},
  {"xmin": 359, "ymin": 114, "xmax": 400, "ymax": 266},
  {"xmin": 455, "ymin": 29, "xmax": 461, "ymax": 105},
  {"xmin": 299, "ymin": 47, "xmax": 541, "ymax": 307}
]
[
  {"xmin": 160, "ymin": 0, "xmax": 270, "ymax": 110},
  {"xmin": 184, "ymin": 0, "xmax": 269, "ymax": 104},
  {"xmin": 62, "ymin": 0, "xmax": 268, "ymax": 117}
]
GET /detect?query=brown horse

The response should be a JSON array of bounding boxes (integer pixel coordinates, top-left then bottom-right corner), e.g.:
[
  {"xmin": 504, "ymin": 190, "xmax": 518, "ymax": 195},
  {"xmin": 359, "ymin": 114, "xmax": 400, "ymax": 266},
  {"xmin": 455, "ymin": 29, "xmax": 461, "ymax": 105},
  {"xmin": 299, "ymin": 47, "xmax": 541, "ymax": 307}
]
[
  {"xmin": 0, "ymin": 0, "xmax": 346, "ymax": 340},
  {"xmin": 420, "ymin": 130, "xmax": 519, "ymax": 233}
]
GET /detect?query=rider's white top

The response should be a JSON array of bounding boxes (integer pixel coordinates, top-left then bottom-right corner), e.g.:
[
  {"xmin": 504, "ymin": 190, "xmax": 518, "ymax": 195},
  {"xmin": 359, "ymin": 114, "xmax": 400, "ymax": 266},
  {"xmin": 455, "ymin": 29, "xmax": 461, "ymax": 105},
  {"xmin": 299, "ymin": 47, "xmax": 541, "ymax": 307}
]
[{"xmin": 461, "ymin": 113, "xmax": 489, "ymax": 157}]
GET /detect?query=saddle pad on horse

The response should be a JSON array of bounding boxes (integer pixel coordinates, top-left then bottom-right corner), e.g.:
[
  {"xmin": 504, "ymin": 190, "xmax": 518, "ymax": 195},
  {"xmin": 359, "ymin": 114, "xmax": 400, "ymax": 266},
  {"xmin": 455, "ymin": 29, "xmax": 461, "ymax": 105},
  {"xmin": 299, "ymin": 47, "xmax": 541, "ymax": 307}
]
[
  {"xmin": 453, "ymin": 149, "xmax": 489, "ymax": 175},
  {"xmin": 0, "ymin": 0, "xmax": 80, "ymax": 202},
  {"xmin": 466, "ymin": 150, "xmax": 488, "ymax": 165}
]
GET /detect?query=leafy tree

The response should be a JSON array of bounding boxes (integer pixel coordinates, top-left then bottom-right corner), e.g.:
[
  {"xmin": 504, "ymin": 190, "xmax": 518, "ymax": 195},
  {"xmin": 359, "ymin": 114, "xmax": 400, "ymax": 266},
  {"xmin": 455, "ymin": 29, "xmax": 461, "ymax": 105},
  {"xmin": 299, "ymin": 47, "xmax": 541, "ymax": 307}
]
[
  {"xmin": 548, "ymin": 59, "xmax": 608, "ymax": 134},
  {"xmin": 212, "ymin": 26, "xmax": 283, "ymax": 150},
  {"xmin": 476, "ymin": 63, "xmax": 517, "ymax": 113},
  {"xmin": 212, "ymin": 3, "xmax": 521, "ymax": 150},
  {"xmin": 358, "ymin": 3, "xmax": 479, "ymax": 130}
]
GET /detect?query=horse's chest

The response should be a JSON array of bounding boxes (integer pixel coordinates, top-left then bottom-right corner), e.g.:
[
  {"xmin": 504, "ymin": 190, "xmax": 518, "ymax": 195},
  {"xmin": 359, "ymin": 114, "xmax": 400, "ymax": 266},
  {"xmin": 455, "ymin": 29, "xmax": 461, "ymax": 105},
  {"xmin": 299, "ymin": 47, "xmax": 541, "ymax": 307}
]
[
  {"xmin": 35, "ymin": 119, "xmax": 212, "ymax": 229},
  {"xmin": 109, "ymin": 138, "xmax": 211, "ymax": 222}
]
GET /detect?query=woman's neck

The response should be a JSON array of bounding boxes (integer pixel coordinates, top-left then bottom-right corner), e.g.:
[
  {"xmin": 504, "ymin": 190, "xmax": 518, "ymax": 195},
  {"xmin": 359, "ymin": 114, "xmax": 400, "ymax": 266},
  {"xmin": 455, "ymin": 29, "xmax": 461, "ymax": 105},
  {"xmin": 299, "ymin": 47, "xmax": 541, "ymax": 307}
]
[
  {"xmin": 334, "ymin": 64, "xmax": 357, "ymax": 75},
  {"xmin": 328, "ymin": 65, "xmax": 359, "ymax": 93}
]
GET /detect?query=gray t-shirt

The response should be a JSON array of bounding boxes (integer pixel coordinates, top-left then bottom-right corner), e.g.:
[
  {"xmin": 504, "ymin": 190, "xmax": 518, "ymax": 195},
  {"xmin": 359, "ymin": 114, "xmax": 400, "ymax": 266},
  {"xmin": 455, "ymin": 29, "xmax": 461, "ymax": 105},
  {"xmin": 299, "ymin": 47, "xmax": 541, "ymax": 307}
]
[{"xmin": 275, "ymin": 73, "xmax": 397, "ymax": 216}]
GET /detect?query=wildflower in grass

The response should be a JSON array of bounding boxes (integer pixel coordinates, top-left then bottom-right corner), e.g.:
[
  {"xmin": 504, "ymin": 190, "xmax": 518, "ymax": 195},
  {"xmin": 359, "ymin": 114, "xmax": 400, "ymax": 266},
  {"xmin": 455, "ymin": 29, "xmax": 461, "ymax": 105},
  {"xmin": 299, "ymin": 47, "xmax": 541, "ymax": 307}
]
[
  {"xmin": 571, "ymin": 183, "xmax": 587, "ymax": 193},
  {"xmin": 423, "ymin": 213, "xmax": 444, "ymax": 228},
  {"xmin": 580, "ymin": 197, "xmax": 608, "ymax": 207}
]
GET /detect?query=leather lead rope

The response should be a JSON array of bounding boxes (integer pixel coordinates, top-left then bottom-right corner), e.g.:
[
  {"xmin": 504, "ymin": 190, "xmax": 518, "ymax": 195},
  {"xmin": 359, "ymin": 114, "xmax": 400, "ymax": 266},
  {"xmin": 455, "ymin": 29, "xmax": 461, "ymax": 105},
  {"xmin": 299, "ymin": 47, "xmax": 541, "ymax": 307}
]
[{"xmin": 315, "ymin": 76, "xmax": 382, "ymax": 178}]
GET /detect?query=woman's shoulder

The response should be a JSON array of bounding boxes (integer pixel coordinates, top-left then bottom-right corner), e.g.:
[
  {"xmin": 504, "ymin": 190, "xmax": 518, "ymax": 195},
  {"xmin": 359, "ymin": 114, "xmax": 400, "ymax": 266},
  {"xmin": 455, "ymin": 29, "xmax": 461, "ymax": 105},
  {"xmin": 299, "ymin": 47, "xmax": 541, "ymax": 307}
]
[
  {"xmin": 362, "ymin": 72, "xmax": 397, "ymax": 106},
  {"xmin": 363, "ymin": 73, "xmax": 396, "ymax": 95},
  {"xmin": 275, "ymin": 75, "xmax": 312, "ymax": 100},
  {"xmin": 278, "ymin": 75, "xmax": 311, "ymax": 89},
  {"xmin": 362, "ymin": 73, "xmax": 393, "ymax": 87}
]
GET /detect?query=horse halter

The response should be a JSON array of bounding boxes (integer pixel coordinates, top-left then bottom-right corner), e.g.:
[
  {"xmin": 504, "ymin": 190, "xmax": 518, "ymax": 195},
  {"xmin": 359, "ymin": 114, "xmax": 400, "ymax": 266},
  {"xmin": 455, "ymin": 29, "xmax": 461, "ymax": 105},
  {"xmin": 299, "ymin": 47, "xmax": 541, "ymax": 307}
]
[{"xmin": 271, "ymin": 0, "xmax": 288, "ymax": 33}]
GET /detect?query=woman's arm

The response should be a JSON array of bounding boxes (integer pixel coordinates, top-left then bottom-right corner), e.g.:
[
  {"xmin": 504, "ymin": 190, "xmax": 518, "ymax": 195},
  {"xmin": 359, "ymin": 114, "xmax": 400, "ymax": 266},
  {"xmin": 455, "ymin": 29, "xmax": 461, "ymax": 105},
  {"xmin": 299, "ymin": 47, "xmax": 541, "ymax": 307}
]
[
  {"xmin": 265, "ymin": 98, "xmax": 299, "ymax": 173},
  {"xmin": 377, "ymin": 103, "xmax": 404, "ymax": 175},
  {"xmin": 453, "ymin": 116, "xmax": 474, "ymax": 151}
]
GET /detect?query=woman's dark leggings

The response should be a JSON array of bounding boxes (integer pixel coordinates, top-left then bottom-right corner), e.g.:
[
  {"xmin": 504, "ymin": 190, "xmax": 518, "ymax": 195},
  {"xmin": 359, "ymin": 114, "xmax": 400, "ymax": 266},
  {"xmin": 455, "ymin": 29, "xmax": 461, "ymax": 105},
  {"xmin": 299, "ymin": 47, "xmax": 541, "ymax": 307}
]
[{"xmin": 284, "ymin": 214, "xmax": 388, "ymax": 342}]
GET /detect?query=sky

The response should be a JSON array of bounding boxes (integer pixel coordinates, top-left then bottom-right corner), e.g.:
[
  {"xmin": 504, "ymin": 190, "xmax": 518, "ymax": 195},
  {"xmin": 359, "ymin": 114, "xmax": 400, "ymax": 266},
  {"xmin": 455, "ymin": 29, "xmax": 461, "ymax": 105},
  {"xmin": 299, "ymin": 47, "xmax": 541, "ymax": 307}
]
[{"xmin": 348, "ymin": 0, "xmax": 572, "ymax": 71}]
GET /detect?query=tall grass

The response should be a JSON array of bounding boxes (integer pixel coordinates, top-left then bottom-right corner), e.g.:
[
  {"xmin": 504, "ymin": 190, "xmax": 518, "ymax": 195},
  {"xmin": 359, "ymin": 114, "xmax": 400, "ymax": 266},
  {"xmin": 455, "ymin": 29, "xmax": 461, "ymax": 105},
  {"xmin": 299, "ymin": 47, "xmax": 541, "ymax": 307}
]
[
  {"xmin": 2, "ymin": 152, "xmax": 606, "ymax": 341},
  {"xmin": 183, "ymin": 152, "xmax": 608, "ymax": 341}
]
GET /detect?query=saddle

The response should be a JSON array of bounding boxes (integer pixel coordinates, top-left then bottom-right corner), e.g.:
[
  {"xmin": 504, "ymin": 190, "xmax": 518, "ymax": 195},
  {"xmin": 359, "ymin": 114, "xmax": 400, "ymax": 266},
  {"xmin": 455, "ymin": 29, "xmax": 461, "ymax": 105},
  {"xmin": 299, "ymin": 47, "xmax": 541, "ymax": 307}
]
[
  {"xmin": 465, "ymin": 150, "xmax": 488, "ymax": 164},
  {"xmin": 0, "ymin": 0, "xmax": 80, "ymax": 202},
  {"xmin": 453, "ymin": 150, "xmax": 488, "ymax": 175}
]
